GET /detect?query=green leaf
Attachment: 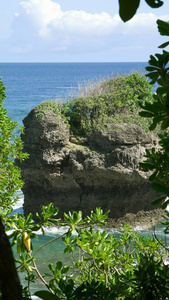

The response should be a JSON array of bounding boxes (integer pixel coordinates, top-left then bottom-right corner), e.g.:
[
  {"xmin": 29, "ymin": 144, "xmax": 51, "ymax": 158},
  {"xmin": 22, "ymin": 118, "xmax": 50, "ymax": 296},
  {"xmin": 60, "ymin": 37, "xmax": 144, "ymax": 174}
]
[
  {"xmin": 158, "ymin": 41, "xmax": 169, "ymax": 49},
  {"xmin": 161, "ymin": 118, "xmax": 169, "ymax": 130},
  {"xmin": 152, "ymin": 182, "xmax": 168, "ymax": 194},
  {"xmin": 149, "ymin": 122, "xmax": 157, "ymax": 131},
  {"xmin": 34, "ymin": 291, "xmax": 59, "ymax": 300},
  {"xmin": 48, "ymin": 263, "xmax": 55, "ymax": 273},
  {"xmin": 157, "ymin": 19, "xmax": 169, "ymax": 36},
  {"xmin": 61, "ymin": 266, "xmax": 69, "ymax": 274},
  {"xmin": 146, "ymin": 66, "xmax": 159, "ymax": 71},
  {"xmin": 149, "ymin": 171, "xmax": 158, "ymax": 181},
  {"xmin": 148, "ymin": 54, "xmax": 159, "ymax": 66},
  {"xmin": 156, "ymin": 86, "xmax": 169, "ymax": 95},
  {"xmin": 25, "ymin": 213, "xmax": 33, "ymax": 225},
  {"xmin": 145, "ymin": 0, "xmax": 163, "ymax": 8},
  {"xmin": 119, "ymin": 0, "xmax": 140, "ymax": 22},
  {"xmin": 58, "ymin": 279, "xmax": 74, "ymax": 295},
  {"xmin": 56, "ymin": 261, "xmax": 63, "ymax": 270},
  {"xmin": 151, "ymin": 196, "xmax": 166, "ymax": 206},
  {"xmin": 139, "ymin": 111, "xmax": 154, "ymax": 118},
  {"xmin": 139, "ymin": 162, "xmax": 155, "ymax": 170},
  {"xmin": 162, "ymin": 200, "xmax": 169, "ymax": 209}
]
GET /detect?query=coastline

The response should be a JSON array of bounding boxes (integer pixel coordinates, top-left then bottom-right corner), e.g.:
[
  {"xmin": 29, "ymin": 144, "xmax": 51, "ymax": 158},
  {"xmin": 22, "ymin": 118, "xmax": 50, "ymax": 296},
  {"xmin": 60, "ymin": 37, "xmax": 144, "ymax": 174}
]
[
  {"xmin": 13, "ymin": 197, "xmax": 164, "ymax": 232},
  {"xmin": 105, "ymin": 208, "xmax": 164, "ymax": 230}
]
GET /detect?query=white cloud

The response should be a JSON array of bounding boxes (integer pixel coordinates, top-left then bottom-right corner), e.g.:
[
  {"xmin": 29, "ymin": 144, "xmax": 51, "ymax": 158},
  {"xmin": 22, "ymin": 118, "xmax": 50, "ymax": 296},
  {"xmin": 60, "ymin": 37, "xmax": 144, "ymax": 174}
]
[
  {"xmin": 7, "ymin": 0, "xmax": 169, "ymax": 61},
  {"xmin": 15, "ymin": 0, "xmax": 122, "ymax": 39},
  {"xmin": 124, "ymin": 13, "xmax": 157, "ymax": 35},
  {"xmin": 49, "ymin": 11, "xmax": 120, "ymax": 36},
  {"xmin": 14, "ymin": 0, "xmax": 169, "ymax": 42},
  {"xmin": 20, "ymin": 0, "xmax": 63, "ymax": 26}
]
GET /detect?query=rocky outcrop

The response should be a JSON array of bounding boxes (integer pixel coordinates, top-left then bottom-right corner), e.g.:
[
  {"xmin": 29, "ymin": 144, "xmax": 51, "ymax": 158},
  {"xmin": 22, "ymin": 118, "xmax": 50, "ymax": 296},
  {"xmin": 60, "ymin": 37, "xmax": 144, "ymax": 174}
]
[{"xmin": 20, "ymin": 108, "xmax": 161, "ymax": 221}]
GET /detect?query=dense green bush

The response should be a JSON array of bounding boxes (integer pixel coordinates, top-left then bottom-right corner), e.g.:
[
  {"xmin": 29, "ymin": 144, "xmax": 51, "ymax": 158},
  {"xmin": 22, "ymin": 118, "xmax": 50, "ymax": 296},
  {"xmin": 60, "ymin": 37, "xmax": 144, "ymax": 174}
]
[
  {"xmin": 64, "ymin": 72, "xmax": 153, "ymax": 135},
  {"xmin": 0, "ymin": 78, "xmax": 28, "ymax": 299},
  {"xmin": 0, "ymin": 78, "xmax": 28, "ymax": 210},
  {"xmin": 36, "ymin": 72, "xmax": 153, "ymax": 136},
  {"xmin": 139, "ymin": 19, "xmax": 169, "ymax": 211},
  {"xmin": 7, "ymin": 206, "xmax": 169, "ymax": 300}
]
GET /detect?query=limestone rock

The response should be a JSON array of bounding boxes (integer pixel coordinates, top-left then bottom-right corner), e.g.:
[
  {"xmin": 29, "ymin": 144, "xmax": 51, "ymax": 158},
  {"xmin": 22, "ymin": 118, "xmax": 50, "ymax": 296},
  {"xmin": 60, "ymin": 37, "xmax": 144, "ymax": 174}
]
[{"xmin": 20, "ymin": 108, "xmax": 160, "ymax": 221}]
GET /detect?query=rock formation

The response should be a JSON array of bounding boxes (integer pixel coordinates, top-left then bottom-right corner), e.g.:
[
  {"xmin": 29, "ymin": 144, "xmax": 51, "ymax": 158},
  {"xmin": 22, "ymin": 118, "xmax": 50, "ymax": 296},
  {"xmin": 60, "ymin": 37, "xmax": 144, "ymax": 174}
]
[{"xmin": 20, "ymin": 107, "xmax": 161, "ymax": 221}]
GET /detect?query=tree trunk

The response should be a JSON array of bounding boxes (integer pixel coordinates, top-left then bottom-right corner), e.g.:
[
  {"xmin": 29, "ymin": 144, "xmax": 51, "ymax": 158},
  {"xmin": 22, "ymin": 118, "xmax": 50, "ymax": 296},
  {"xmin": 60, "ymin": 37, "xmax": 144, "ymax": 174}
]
[{"xmin": 0, "ymin": 218, "xmax": 22, "ymax": 299}]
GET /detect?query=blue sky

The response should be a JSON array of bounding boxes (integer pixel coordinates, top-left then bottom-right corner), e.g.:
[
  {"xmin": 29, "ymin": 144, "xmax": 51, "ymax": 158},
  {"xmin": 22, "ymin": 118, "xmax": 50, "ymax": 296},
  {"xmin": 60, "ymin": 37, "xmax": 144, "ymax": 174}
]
[{"xmin": 1, "ymin": 0, "xmax": 169, "ymax": 62}]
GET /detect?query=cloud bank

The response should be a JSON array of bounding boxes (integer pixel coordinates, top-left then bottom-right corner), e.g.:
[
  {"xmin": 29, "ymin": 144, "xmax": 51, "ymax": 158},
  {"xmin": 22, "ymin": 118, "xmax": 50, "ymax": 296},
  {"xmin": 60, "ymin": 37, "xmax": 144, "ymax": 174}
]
[{"xmin": 5, "ymin": 0, "xmax": 169, "ymax": 61}]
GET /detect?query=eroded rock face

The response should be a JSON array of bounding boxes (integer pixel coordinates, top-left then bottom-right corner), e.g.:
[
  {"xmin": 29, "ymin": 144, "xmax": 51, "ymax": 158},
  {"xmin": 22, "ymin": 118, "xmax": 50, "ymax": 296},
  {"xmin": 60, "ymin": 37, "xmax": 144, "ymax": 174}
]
[{"xmin": 20, "ymin": 108, "xmax": 160, "ymax": 220}]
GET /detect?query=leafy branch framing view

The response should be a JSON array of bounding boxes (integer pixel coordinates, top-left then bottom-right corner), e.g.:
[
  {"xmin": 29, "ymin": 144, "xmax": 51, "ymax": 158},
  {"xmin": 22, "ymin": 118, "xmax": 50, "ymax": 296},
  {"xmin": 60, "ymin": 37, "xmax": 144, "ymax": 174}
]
[{"xmin": 119, "ymin": 0, "xmax": 164, "ymax": 22}]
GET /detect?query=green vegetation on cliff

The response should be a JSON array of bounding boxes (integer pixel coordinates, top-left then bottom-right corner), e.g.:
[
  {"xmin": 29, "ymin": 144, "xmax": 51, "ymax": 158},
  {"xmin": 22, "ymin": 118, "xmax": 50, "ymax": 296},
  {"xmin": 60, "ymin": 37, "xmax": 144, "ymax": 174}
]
[{"xmin": 36, "ymin": 72, "xmax": 153, "ymax": 136}]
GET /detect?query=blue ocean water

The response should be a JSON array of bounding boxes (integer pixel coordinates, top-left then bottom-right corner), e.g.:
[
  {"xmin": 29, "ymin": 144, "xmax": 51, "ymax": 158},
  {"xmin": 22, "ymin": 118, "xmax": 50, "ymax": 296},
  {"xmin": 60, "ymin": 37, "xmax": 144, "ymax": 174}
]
[{"xmin": 0, "ymin": 62, "xmax": 147, "ymax": 125}]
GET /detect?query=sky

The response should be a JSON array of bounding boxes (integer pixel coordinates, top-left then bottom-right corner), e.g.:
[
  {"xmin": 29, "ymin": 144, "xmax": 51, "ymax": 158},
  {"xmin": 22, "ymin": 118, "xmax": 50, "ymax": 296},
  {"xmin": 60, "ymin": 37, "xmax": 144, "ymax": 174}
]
[{"xmin": 1, "ymin": 0, "xmax": 169, "ymax": 62}]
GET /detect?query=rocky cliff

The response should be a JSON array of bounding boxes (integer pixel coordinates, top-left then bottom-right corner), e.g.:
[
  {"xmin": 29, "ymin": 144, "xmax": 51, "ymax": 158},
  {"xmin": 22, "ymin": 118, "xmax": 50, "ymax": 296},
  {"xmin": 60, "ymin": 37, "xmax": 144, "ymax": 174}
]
[{"xmin": 20, "ymin": 107, "xmax": 161, "ymax": 221}]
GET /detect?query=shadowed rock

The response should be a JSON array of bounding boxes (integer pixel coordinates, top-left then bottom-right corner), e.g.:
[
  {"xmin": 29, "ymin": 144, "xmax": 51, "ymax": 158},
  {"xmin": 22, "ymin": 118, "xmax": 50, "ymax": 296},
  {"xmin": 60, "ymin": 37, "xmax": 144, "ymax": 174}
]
[{"xmin": 20, "ymin": 107, "xmax": 161, "ymax": 221}]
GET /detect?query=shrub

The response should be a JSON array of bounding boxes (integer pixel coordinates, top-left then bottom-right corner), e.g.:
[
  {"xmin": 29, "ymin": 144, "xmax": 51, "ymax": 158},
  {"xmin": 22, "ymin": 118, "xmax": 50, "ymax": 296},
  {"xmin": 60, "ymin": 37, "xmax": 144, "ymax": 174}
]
[
  {"xmin": 0, "ymin": 77, "xmax": 28, "ymax": 299},
  {"xmin": 0, "ymin": 78, "xmax": 28, "ymax": 210},
  {"xmin": 35, "ymin": 73, "xmax": 153, "ymax": 136},
  {"xmin": 63, "ymin": 72, "xmax": 153, "ymax": 135}
]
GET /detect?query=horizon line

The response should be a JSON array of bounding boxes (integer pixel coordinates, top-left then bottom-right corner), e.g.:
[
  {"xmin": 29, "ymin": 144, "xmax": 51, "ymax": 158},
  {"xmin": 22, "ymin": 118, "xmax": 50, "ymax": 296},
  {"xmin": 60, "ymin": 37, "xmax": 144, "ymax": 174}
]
[{"xmin": 0, "ymin": 61, "xmax": 148, "ymax": 64}]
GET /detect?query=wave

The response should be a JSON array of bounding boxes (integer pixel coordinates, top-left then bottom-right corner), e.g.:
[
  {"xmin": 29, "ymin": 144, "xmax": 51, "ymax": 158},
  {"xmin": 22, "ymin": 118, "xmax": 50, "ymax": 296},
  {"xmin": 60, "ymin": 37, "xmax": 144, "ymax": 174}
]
[
  {"xmin": 12, "ymin": 198, "xmax": 24, "ymax": 215},
  {"xmin": 12, "ymin": 192, "xmax": 166, "ymax": 238}
]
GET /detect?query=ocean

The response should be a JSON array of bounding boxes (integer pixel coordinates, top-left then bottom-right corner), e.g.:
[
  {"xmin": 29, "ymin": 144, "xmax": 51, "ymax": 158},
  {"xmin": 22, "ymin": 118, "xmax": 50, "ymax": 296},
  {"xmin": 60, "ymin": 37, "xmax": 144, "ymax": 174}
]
[{"xmin": 0, "ymin": 62, "xmax": 166, "ymax": 295}]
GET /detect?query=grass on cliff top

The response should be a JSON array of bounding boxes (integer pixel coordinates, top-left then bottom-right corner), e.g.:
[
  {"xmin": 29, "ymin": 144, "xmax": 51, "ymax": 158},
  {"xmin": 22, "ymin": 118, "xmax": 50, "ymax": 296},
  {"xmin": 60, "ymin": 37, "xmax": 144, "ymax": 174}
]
[
  {"xmin": 35, "ymin": 72, "xmax": 153, "ymax": 136},
  {"xmin": 35, "ymin": 101, "xmax": 67, "ymax": 123}
]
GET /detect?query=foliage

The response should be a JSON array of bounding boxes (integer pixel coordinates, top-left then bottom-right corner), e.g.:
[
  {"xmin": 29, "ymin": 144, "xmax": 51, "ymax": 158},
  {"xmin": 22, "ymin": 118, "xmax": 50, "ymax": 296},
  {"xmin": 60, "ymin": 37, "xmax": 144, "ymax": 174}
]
[
  {"xmin": 65, "ymin": 73, "xmax": 152, "ymax": 136},
  {"xmin": 36, "ymin": 73, "xmax": 153, "ymax": 136},
  {"xmin": 35, "ymin": 101, "xmax": 69, "ymax": 125},
  {"xmin": 139, "ymin": 19, "xmax": 169, "ymax": 214},
  {"xmin": 0, "ymin": 77, "xmax": 28, "ymax": 299},
  {"xmin": 3, "ymin": 204, "xmax": 169, "ymax": 300},
  {"xmin": 119, "ymin": 0, "xmax": 164, "ymax": 22},
  {"xmin": 0, "ymin": 78, "xmax": 28, "ymax": 210}
]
